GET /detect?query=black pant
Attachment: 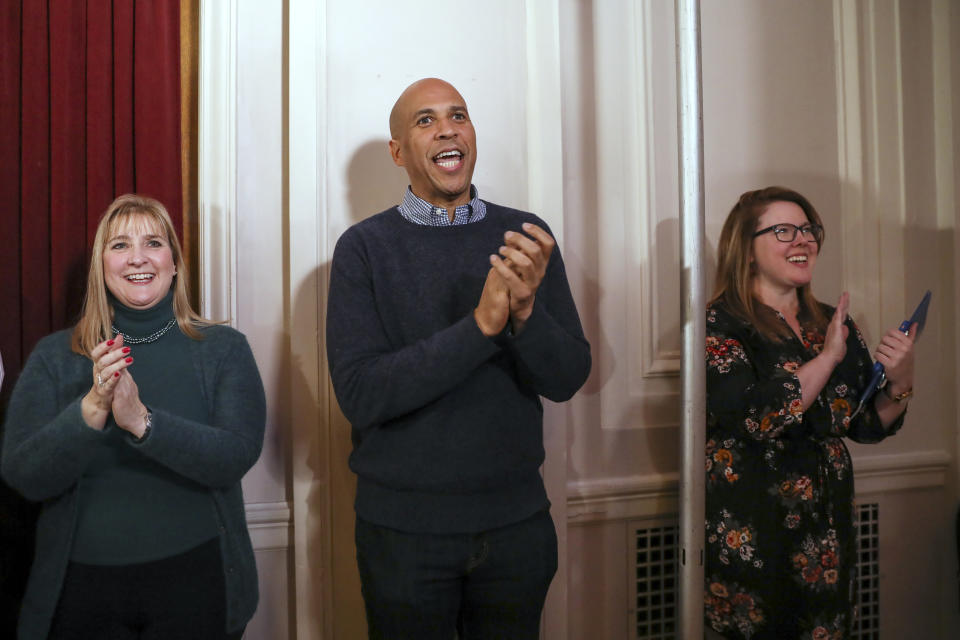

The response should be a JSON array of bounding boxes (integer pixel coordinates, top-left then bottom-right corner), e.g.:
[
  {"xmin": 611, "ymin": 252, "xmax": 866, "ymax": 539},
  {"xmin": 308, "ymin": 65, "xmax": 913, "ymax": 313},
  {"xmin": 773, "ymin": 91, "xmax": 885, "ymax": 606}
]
[
  {"xmin": 48, "ymin": 537, "xmax": 244, "ymax": 640},
  {"xmin": 356, "ymin": 509, "xmax": 558, "ymax": 640}
]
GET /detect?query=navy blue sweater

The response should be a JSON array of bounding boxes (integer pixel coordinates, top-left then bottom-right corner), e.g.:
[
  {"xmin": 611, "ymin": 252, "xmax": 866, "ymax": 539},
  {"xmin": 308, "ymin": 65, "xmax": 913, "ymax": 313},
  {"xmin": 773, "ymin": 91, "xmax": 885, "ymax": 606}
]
[{"xmin": 326, "ymin": 202, "xmax": 591, "ymax": 533}]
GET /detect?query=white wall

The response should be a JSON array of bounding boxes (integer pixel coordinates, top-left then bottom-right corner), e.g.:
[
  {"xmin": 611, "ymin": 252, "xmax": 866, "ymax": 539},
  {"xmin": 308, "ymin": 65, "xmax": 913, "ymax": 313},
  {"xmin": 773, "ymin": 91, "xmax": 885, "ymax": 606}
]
[
  {"xmin": 563, "ymin": 1, "xmax": 959, "ymax": 638},
  {"xmin": 285, "ymin": 2, "xmax": 569, "ymax": 637},
  {"xmin": 203, "ymin": 0, "xmax": 570, "ymax": 636},
  {"xmin": 200, "ymin": 0, "xmax": 960, "ymax": 637},
  {"xmin": 199, "ymin": 1, "xmax": 291, "ymax": 638}
]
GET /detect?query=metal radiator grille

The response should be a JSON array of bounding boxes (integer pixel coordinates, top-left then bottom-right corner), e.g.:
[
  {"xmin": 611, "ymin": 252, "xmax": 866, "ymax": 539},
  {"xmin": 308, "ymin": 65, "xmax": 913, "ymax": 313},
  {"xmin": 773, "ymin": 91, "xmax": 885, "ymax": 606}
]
[
  {"xmin": 852, "ymin": 502, "xmax": 880, "ymax": 639},
  {"xmin": 632, "ymin": 523, "xmax": 679, "ymax": 639},
  {"xmin": 632, "ymin": 505, "xmax": 880, "ymax": 640}
]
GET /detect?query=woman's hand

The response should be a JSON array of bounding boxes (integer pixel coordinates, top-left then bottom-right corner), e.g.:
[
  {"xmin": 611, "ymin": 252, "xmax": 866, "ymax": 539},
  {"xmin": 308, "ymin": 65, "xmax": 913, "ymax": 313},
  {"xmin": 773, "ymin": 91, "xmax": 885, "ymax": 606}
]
[
  {"xmin": 111, "ymin": 370, "xmax": 149, "ymax": 439},
  {"xmin": 876, "ymin": 322, "xmax": 916, "ymax": 397},
  {"xmin": 797, "ymin": 293, "xmax": 850, "ymax": 410},
  {"xmin": 821, "ymin": 292, "xmax": 850, "ymax": 366},
  {"xmin": 81, "ymin": 335, "xmax": 133, "ymax": 430},
  {"xmin": 872, "ymin": 322, "xmax": 917, "ymax": 427}
]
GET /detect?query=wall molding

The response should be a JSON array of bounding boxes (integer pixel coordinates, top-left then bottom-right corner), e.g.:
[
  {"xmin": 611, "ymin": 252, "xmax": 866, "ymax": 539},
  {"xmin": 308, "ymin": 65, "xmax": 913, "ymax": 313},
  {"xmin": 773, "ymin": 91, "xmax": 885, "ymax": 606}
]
[
  {"xmin": 287, "ymin": 0, "xmax": 331, "ymax": 638},
  {"xmin": 567, "ymin": 450, "xmax": 950, "ymax": 525},
  {"xmin": 853, "ymin": 450, "xmax": 951, "ymax": 495},
  {"xmin": 596, "ymin": 0, "xmax": 681, "ymax": 432},
  {"xmin": 524, "ymin": 0, "xmax": 565, "ymax": 242},
  {"xmin": 932, "ymin": 0, "xmax": 956, "ymax": 235},
  {"xmin": 931, "ymin": 0, "xmax": 960, "ymax": 501},
  {"xmin": 633, "ymin": 0, "xmax": 680, "ymax": 379},
  {"xmin": 833, "ymin": 0, "xmax": 866, "ymax": 314},
  {"xmin": 198, "ymin": 0, "xmax": 238, "ymax": 325},
  {"xmin": 568, "ymin": 472, "xmax": 680, "ymax": 524},
  {"xmin": 246, "ymin": 501, "xmax": 292, "ymax": 551},
  {"xmin": 524, "ymin": 5, "xmax": 569, "ymax": 638},
  {"xmin": 833, "ymin": 0, "xmax": 907, "ymax": 337}
]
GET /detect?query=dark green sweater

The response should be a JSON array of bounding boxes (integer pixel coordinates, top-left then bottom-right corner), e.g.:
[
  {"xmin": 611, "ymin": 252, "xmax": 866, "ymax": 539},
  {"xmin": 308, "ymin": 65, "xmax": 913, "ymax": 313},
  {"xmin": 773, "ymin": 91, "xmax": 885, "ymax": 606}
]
[
  {"xmin": 72, "ymin": 294, "xmax": 219, "ymax": 563},
  {"xmin": 1, "ymin": 313, "xmax": 265, "ymax": 639}
]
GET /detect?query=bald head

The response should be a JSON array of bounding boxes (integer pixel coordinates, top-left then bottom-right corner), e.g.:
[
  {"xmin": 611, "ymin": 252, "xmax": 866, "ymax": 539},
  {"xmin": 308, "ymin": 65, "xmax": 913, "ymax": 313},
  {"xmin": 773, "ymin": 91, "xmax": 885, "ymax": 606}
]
[
  {"xmin": 389, "ymin": 78, "xmax": 466, "ymax": 140},
  {"xmin": 386, "ymin": 77, "xmax": 477, "ymax": 210}
]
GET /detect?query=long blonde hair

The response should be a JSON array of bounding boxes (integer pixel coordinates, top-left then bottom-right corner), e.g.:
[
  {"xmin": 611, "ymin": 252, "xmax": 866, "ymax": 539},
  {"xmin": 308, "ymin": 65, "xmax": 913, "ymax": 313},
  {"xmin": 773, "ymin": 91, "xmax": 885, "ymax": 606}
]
[
  {"xmin": 711, "ymin": 186, "xmax": 829, "ymax": 340},
  {"xmin": 71, "ymin": 194, "xmax": 215, "ymax": 356}
]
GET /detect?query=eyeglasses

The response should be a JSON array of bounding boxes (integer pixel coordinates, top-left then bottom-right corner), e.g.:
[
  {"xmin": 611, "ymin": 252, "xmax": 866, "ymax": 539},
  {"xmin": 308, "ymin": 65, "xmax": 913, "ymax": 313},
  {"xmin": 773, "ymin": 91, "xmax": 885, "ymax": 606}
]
[{"xmin": 753, "ymin": 223, "xmax": 823, "ymax": 243}]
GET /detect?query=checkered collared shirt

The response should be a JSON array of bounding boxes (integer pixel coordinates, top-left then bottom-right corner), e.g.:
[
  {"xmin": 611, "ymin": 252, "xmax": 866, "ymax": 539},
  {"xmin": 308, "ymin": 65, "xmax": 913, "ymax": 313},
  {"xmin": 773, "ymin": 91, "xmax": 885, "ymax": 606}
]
[{"xmin": 397, "ymin": 185, "xmax": 487, "ymax": 226}]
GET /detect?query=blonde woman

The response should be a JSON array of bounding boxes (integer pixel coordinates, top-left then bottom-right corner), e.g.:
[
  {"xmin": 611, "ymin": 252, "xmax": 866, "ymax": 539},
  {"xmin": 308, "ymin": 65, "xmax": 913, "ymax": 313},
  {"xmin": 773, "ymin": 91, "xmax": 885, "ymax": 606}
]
[{"xmin": 2, "ymin": 195, "xmax": 265, "ymax": 640}]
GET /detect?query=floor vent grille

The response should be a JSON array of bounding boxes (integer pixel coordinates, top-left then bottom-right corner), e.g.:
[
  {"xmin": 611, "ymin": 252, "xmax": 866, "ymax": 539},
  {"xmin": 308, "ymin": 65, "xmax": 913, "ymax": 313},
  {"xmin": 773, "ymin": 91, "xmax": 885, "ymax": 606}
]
[
  {"xmin": 631, "ymin": 503, "xmax": 881, "ymax": 639},
  {"xmin": 632, "ymin": 522, "xmax": 679, "ymax": 639},
  {"xmin": 852, "ymin": 502, "xmax": 880, "ymax": 639}
]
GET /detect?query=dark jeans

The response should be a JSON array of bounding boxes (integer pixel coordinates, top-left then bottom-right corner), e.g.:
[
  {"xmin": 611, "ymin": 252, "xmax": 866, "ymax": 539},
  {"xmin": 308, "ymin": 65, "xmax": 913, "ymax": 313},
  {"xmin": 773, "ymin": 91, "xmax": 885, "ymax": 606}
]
[
  {"xmin": 355, "ymin": 509, "xmax": 558, "ymax": 640},
  {"xmin": 48, "ymin": 537, "xmax": 244, "ymax": 640}
]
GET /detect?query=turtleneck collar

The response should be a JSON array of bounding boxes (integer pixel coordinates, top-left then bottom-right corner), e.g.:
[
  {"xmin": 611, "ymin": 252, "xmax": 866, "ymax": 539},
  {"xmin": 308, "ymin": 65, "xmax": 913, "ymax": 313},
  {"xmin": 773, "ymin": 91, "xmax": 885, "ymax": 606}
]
[{"xmin": 111, "ymin": 288, "xmax": 176, "ymax": 334}]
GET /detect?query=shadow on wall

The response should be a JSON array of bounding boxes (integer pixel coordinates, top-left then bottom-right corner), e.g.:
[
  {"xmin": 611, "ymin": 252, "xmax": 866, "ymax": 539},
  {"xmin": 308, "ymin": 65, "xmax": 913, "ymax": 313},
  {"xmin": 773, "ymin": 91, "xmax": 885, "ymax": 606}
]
[
  {"xmin": 346, "ymin": 139, "xmax": 410, "ymax": 224},
  {"xmin": 284, "ymin": 264, "xmax": 329, "ymax": 640},
  {"xmin": 284, "ymin": 136, "xmax": 409, "ymax": 638}
]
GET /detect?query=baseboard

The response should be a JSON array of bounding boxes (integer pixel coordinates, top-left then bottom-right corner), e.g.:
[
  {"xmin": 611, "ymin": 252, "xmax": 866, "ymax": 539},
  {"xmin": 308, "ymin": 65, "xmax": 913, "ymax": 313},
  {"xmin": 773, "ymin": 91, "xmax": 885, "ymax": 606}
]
[
  {"xmin": 245, "ymin": 500, "xmax": 292, "ymax": 551},
  {"xmin": 567, "ymin": 449, "xmax": 951, "ymax": 524}
]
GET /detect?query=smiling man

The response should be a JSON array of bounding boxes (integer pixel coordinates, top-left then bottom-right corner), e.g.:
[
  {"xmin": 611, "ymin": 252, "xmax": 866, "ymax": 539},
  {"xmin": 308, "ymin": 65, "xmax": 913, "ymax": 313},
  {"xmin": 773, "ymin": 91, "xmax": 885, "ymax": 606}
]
[
  {"xmin": 325, "ymin": 78, "xmax": 592, "ymax": 639},
  {"xmin": 387, "ymin": 79, "xmax": 477, "ymax": 214}
]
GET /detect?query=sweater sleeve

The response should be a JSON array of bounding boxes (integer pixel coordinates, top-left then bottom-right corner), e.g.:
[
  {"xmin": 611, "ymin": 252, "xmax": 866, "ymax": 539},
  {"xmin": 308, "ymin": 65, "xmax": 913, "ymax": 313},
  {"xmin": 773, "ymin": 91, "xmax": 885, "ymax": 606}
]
[
  {"xmin": 128, "ymin": 331, "xmax": 266, "ymax": 488},
  {"xmin": 326, "ymin": 229, "xmax": 502, "ymax": 431},
  {"xmin": 502, "ymin": 247, "xmax": 591, "ymax": 401},
  {"xmin": 1, "ymin": 338, "xmax": 110, "ymax": 502}
]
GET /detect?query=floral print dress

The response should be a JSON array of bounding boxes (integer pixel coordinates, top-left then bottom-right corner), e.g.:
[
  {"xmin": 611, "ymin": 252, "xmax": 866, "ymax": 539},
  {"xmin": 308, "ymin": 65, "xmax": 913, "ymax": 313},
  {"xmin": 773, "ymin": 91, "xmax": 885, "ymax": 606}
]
[{"xmin": 703, "ymin": 300, "xmax": 903, "ymax": 639}]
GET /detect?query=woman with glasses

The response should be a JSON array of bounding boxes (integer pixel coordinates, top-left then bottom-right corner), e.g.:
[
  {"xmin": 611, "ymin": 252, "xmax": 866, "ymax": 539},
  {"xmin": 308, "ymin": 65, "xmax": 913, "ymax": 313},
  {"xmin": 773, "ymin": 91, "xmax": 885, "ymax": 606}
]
[{"xmin": 703, "ymin": 187, "xmax": 915, "ymax": 639}]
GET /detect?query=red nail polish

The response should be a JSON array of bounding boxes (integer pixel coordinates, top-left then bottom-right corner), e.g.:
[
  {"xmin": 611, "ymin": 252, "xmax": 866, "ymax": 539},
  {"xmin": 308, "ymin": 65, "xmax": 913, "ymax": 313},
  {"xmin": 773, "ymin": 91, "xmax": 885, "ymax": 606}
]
[
  {"xmin": 122, "ymin": 347, "xmax": 131, "ymax": 354},
  {"xmin": 107, "ymin": 340, "xmax": 115, "ymax": 346},
  {"xmin": 125, "ymin": 357, "xmax": 133, "ymax": 363},
  {"xmin": 114, "ymin": 372, "xmax": 120, "ymax": 378}
]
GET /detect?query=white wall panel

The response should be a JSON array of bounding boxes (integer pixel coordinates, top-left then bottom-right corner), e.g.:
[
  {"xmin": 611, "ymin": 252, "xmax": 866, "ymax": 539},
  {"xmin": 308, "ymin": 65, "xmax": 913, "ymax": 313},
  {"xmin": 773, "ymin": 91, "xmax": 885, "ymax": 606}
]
[
  {"xmin": 590, "ymin": 0, "xmax": 681, "ymax": 433},
  {"xmin": 288, "ymin": 0, "xmax": 569, "ymax": 636},
  {"xmin": 834, "ymin": 0, "xmax": 907, "ymax": 339},
  {"xmin": 198, "ymin": 0, "xmax": 237, "ymax": 325},
  {"xmin": 247, "ymin": 548, "xmax": 291, "ymax": 640},
  {"xmin": 198, "ymin": 0, "xmax": 960, "ymax": 636},
  {"xmin": 201, "ymin": 0, "xmax": 291, "ymax": 637},
  {"xmin": 287, "ymin": 0, "xmax": 329, "ymax": 635},
  {"xmin": 560, "ymin": 0, "xmax": 682, "ymax": 493},
  {"xmin": 234, "ymin": 0, "xmax": 286, "ymax": 506},
  {"xmin": 324, "ymin": 0, "xmax": 528, "ymax": 246},
  {"xmin": 564, "ymin": 0, "xmax": 958, "ymax": 636}
]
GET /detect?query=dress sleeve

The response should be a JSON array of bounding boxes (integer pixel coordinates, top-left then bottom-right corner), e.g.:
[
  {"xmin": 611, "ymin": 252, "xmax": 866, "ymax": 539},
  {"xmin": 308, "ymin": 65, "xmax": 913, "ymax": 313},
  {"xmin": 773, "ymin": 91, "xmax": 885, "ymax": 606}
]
[
  {"xmin": 814, "ymin": 317, "xmax": 903, "ymax": 443},
  {"xmin": 706, "ymin": 308, "xmax": 804, "ymax": 441}
]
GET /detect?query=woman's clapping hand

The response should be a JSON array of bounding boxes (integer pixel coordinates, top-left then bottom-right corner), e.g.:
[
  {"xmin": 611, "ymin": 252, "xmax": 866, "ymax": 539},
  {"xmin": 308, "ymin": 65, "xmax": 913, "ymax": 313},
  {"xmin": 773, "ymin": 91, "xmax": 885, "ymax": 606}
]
[
  {"xmin": 81, "ymin": 335, "xmax": 135, "ymax": 430},
  {"xmin": 821, "ymin": 292, "xmax": 850, "ymax": 366}
]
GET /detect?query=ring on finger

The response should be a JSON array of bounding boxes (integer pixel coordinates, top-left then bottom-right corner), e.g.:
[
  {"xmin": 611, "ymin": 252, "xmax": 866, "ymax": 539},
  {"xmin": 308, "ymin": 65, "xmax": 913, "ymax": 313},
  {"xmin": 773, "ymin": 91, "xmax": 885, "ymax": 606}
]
[{"xmin": 97, "ymin": 372, "xmax": 106, "ymax": 386}]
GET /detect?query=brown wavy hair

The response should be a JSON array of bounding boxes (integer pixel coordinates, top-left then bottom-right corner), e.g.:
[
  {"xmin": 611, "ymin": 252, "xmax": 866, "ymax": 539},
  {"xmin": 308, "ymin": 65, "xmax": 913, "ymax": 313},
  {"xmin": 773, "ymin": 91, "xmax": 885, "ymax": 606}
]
[
  {"xmin": 711, "ymin": 186, "xmax": 829, "ymax": 340},
  {"xmin": 71, "ymin": 194, "xmax": 216, "ymax": 356}
]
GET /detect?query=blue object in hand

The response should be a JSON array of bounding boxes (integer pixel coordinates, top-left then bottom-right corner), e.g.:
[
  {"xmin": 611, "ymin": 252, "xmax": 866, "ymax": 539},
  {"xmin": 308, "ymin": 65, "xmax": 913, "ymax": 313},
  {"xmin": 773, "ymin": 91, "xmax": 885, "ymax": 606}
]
[{"xmin": 851, "ymin": 290, "xmax": 930, "ymax": 418}]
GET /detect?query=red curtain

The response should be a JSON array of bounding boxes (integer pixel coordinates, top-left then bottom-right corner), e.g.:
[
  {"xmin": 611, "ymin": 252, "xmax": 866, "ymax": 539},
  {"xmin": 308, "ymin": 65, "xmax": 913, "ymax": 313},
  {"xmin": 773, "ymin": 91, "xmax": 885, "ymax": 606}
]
[
  {"xmin": 1, "ymin": 0, "xmax": 182, "ymax": 395},
  {"xmin": 1, "ymin": 1, "xmax": 183, "ymax": 632}
]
